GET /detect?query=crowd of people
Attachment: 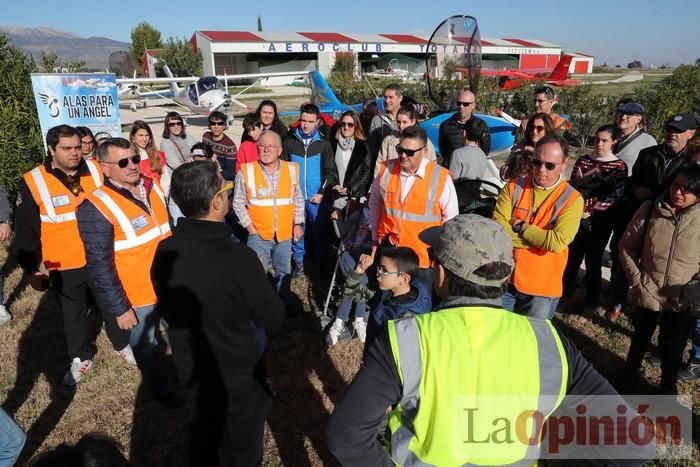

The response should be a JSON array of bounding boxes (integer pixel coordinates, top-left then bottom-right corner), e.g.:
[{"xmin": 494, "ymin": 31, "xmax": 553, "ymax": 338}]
[{"xmin": 0, "ymin": 81, "xmax": 698, "ymax": 466}]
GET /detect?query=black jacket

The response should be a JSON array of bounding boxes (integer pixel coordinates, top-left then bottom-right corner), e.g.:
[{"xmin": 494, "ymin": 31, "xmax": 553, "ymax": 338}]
[
  {"xmin": 330, "ymin": 138, "xmax": 372, "ymax": 199},
  {"xmin": 76, "ymin": 178, "xmax": 157, "ymax": 316},
  {"xmin": 151, "ymin": 218, "xmax": 285, "ymax": 387},
  {"xmin": 629, "ymin": 143, "xmax": 689, "ymax": 204},
  {"xmin": 438, "ymin": 113, "xmax": 491, "ymax": 167}
]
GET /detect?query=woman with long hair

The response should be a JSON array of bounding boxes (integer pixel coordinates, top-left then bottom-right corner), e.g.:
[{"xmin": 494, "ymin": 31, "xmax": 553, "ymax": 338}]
[
  {"xmin": 330, "ymin": 111, "xmax": 371, "ymax": 219},
  {"xmin": 374, "ymin": 105, "xmax": 436, "ymax": 177},
  {"xmin": 75, "ymin": 126, "xmax": 96, "ymax": 160},
  {"xmin": 130, "ymin": 120, "xmax": 169, "ymax": 191},
  {"xmin": 499, "ymin": 112, "xmax": 555, "ymax": 181},
  {"xmin": 160, "ymin": 112, "xmax": 197, "ymax": 170},
  {"xmin": 241, "ymin": 100, "xmax": 288, "ymax": 143}
]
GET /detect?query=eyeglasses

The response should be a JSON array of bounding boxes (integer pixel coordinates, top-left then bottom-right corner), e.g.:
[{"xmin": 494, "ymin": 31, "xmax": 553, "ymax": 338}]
[
  {"xmin": 531, "ymin": 125, "xmax": 546, "ymax": 132},
  {"xmin": 81, "ymin": 140, "xmax": 94, "ymax": 146},
  {"xmin": 103, "ymin": 155, "xmax": 141, "ymax": 169},
  {"xmin": 340, "ymin": 122, "xmax": 355, "ymax": 128},
  {"xmin": 168, "ymin": 121, "xmax": 183, "ymax": 128},
  {"xmin": 530, "ymin": 159, "xmax": 560, "ymax": 171},
  {"xmin": 377, "ymin": 265, "xmax": 403, "ymax": 277},
  {"xmin": 396, "ymin": 145, "xmax": 425, "ymax": 158},
  {"xmin": 209, "ymin": 121, "xmax": 226, "ymax": 127},
  {"xmin": 456, "ymin": 101, "xmax": 474, "ymax": 107},
  {"xmin": 214, "ymin": 180, "xmax": 234, "ymax": 198}
]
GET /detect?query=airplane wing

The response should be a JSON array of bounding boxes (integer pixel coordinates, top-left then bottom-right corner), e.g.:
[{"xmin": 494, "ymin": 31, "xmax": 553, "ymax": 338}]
[
  {"xmin": 116, "ymin": 76, "xmax": 199, "ymax": 85},
  {"xmin": 480, "ymin": 69, "xmax": 535, "ymax": 79}
]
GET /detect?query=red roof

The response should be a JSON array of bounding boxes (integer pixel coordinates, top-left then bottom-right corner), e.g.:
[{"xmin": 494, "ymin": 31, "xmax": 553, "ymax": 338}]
[
  {"xmin": 380, "ymin": 34, "xmax": 426, "ymax": 44},
  {"xmin": 299, "ymin": 32, "xmax": 355, "ymax": 43},
  {"xmin": 504, "ymin": 38, "xmax": 541, "ymax": 48},
  {"xmin": 481, "ymin": 40, "xmax": 495, "ymax": 46},
  {"xmin": 200, "ymin": 31, "xmax": 263, "ymax": 42}
]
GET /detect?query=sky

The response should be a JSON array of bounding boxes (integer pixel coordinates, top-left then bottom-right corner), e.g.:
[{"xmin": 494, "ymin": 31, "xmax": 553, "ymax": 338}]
[{"xmin": 3, "ymin": 0, "xmax": 699, "ymax": 67}]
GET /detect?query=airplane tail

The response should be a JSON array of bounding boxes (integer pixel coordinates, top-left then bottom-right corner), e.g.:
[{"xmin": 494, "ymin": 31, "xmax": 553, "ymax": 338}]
[
  {"xmin": 309, "ymin": 71, "xmax": 341, "ymax": 106},
  {"xmin": 548, "ymin": 55, "xmax": 573, "ymax": 81},
  {"xmin": 162, "ymin": 64, "xmax": 181, "ymax": 95}
]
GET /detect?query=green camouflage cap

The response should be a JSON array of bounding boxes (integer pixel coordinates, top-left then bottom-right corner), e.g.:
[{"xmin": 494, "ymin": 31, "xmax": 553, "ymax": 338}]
[{"xmin": 422, "ymin": 214, "xmax": 513, "ymax": 287}]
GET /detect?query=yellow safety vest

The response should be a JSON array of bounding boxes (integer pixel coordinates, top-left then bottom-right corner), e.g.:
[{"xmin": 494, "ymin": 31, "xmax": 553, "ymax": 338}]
[{"xmin": 387, "ymin": 306, "xmax": 568, "ymax": 466}]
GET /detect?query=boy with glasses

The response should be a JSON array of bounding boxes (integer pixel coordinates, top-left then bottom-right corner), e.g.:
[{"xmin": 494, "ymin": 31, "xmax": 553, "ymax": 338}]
[{"xmin": 202, "ymin": 111, "xmax": 237, "ymax": 181}]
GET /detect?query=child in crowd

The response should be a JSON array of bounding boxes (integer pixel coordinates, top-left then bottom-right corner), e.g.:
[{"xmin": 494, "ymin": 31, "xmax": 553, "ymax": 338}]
[
  {"xmin": 327, "ymin": 245, "xmax": 432, "ymax": 347},
  {"xmin": 236, "ymin": 112, "xmax": 263, "ymax": 173}
]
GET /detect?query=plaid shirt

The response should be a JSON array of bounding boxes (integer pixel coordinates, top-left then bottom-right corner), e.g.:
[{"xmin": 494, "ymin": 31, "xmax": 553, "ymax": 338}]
[
  {"xmin": 111, "ymin": 178, "xmax": 150, "ymax": 211},
  {"xmin": 233, "ymin": 160, "xmax": 305, "ymax": 230}
]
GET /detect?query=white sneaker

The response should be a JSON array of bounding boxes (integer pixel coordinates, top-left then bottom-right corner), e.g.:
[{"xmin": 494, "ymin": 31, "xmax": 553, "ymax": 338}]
[
  {"xmin": 353, "ymin": 318, "xmax": 367, "ymax": 343},
  {"xmin": 325, "ymin": 319, "xmax": 345, "ymax": 346},
  {"xmin": 63, "ymin": 357, "xmax": 93, "ymax": 386},
  {"xmin": 115, "ymin": 345, "xmax": 137, "ymax": 366},
  {"xmin": 0, "ymin": 305, "xmax": 11, "ymax": 325}
]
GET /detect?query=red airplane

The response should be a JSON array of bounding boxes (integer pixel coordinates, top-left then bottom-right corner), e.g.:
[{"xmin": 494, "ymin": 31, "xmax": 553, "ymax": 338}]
[{"xmin": 481, "ymin": 55, "xmax": 581, "ymax": 90}]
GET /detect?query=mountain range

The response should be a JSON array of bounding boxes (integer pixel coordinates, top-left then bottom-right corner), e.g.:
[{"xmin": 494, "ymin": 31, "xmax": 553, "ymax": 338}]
[{"xmin": 0, "ymin": 25, "xmax": 130, "ymax": 70}]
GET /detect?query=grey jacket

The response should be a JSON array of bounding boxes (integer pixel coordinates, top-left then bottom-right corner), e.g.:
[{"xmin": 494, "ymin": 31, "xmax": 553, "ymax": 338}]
[
  {"xmin": 0, "ymin": 186, "xmax": 11, "ymax": 222},
  {"xmin": 619, "ymin": 198, "xmax": 700, "ymax": 311}
]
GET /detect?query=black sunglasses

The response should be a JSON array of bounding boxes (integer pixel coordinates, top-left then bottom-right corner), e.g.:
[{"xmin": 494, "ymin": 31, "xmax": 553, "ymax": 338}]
[
  {"xmin": 168, "ymin": 121, "xmax": 183, "ymax": 127},
  {"xmin": 103, "ymin": 155, "xmax": 141, "ymax": 169},
  {"xmin": 456, "ymin": 101, "xmax": 474, "ymax": 107},
  {"xmin": 209, "ymin": 121, "xmax": 226, "ymax": 127},
  {"xmin": 340, "ymin": 122, "xmax": 355, "ymax": 128},
  {"xmin": 396, "ymin": 144, "xmax": 425, "ymax": 158},
  {"xmin": 530, "ymin": 159, "xmax": 559, "ymax": 171}
]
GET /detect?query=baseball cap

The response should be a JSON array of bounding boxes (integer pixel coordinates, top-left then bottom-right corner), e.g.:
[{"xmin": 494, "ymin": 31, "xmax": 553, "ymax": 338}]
[
  {"xmin": 617, "ymin": 102, "xmax": 645, "ymax": 114},
  {"xmin": 665, "ymin": 113, "xmax": 698, "ymax": 132},
  {"xmin": 421, "ymin": 214, "xmax": 513, "ymax": 287}
]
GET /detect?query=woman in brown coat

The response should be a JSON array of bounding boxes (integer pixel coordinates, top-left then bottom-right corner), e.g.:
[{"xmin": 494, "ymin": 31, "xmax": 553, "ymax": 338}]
[{"xmin": 620, "ymin": 164, "xmax": 700, "ymax": 394}]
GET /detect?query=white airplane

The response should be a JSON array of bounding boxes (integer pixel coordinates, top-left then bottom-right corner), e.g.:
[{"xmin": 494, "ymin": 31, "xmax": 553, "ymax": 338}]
[{"xmin": 116, "ymin": 65, "xmax": 310, "ymax": 116}]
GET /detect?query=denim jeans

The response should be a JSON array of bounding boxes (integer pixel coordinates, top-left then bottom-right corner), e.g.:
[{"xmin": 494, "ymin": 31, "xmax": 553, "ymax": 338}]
[
  {"xmin": 502, "ymin": 284, "xmax": 559, "ymax": 320},
  {"xmin": 247, "ymin": 234, "xmax": 292, "ymax": 299},
  {"xmin": 692, "ymin": 317, "xmax": 700, "ymax": 360},
  {"xmin": 292, "ymin": 199, "xmax": 329, "ymax": 265},
  {"xmin": 130, "ymin": 304, "xmax": 168, "ymax": 397},
  {"xmin": 0, "ymin": 408, "xmax": 25, "ymax": 466}
]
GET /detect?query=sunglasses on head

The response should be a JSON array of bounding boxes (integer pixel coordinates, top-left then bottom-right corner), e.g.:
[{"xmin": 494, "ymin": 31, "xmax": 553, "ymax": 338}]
[
  {"xmin": 530, "ymin": 159, "xmax": 559, "ymax": 171},
  {"xmin": 396, "ymin": 144, "xmax": 425, "ymax": 158},
  {"xmin": 209, "ymin": 121, "xmax": 226, "ymax": 127},
  {"xmin": 340, "ymin": 122, "xmax": 355, "ymax": 128},
  {"xmin": 456, "ymin": 101, "xmax": 474, "ymax": 107},
  {"xmin": 168, "ymin": 121, "xmax": 183, "ymax": 127},
  {"xmin": 103, "ymin": 155, "xmax": 141, "ymax": 169}
]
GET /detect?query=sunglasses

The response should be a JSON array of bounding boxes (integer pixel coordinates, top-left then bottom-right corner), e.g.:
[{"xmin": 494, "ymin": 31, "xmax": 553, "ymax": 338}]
[
  {"xmin": 377, "ymin": 265, "xmax": 403, "ymax": 277},
  {"xmin": 103, "ymin": 155, "xmax": 141, "ymax": 169},
  {"xmin": 168, "ymin": 121, "xmax": 183, "ymax": 127},
  {"xmin": 396, "ymin": 144, "xmax": 425, "ymax": 158},
  {"xmin": 209, "ymin": 121, "xmax": 226, "ymax": 127},
  {"xmin": 340, "ymin": 122, "xmax": 355, "ymax": 128},
  {"xmin": 456, "ymin": 101, "xmax": 474, "ymax": 107},
  {"xmin": 530, "ymin": 159, "xmax": 559, "ymax": 171},
  {"xmin": 531, "ymin": 125, "xmax": 546, "ymax": 132}
]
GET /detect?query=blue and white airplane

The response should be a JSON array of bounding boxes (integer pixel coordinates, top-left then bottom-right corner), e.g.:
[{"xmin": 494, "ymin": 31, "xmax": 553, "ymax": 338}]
[{"xmin": 306, "ymin": 71, "xmax": 517, "ymax": 156}]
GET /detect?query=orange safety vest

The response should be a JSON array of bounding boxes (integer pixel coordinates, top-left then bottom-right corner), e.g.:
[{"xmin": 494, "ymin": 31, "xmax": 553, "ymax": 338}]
[
  {"xmin": 377, "ymin": 160, "xmax": 449, "ymax": 268},
  {"xmin": 509, "ymin": 176, "xmax": 580, "ymax": 297},
  {"xmin": 243, "ymin": 160, "xmax": 299, "ymax": 242},
  {"xmin": 85, "ymin": 181, "xmax": 171, "ymax": 308},
  {"xmin": 520, "ymin": 112, "xmax": 570, "ymax": 133},
  {"xmin": 23, "ymin": 160, "xmax": 103, "ymax": 271}
]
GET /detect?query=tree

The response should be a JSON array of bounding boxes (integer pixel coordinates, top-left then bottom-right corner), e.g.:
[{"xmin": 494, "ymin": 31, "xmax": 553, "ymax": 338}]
[
  {"xmin": 257, "ymin": 15, "xmax": 263, "ymax": 32},
  {"xmin": 130, "ymin": 22, "xmax": 162, "ymax": 74},
  {"xmin": 0, "ymin": 35, "xmax": 44, "ymax": 198},
  {"xmin": 627, "ymin": 60, "xmax": 643, "ymax": 69},
  {"xmin": 557, "ymin": 84, "xmax": 615, "ymax": 148},
  {"xmin": 39, "ymin": 50, "xmax": 59, "ymax": 72},
  {"xmin": 158, "ymin": 37, "xmax": 202, "ymax": 77}
]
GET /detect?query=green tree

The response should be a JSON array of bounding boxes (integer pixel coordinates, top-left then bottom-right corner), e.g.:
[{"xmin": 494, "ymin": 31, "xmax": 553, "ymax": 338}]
[
  {"xmin": 0, "ymin": 35, "xmax": 44, "ymax": 198},
  {"xmin": 39, "ymin": 50, "xmax": 59, "ymax": 72},
  {"xmin": 63, "ymin": 60, "xmax": 87, "ymax": 72},
  {"xmin": 130, "ymin": 22, "xmax": 162, "ymax": 74},
  {"xmin": 557, "ymin": 84, "xmax": 615, "ymax": 148},
  {"xmin": 627, "ymin": 60, "xmax": 643, "ymax": 69},
  {"xmin": 158, "ymin": 37, "xmax": 202, "ymax": 77},
  {"xmin": 257, "ymin": 15, "xmax": 263, "ymax": 32}
]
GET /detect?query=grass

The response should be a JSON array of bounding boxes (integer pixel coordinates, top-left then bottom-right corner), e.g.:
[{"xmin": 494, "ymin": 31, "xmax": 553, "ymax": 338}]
[{"xmin": 2, "ymin": 234, "xmax": 698, "ymax": 466}]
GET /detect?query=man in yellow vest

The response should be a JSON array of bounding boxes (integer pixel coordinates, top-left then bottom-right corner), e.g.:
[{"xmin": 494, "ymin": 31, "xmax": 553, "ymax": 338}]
[
  {"xmin": 327, "ymin": 215, "xmax": 649, "ymax": 466},
  {"xmin": 76, "ymin": 138, "xmax": 176, "ymax": 406},
  {"xmin": 368, "ymin": 125, "xmax": 458, "ymax": 288},
  {"xmin": 15, "ymin": 125, "xmax": 132, "ymax": 386},
  {"xmin": 233, "ymin": 130, "xmax": 305, "ymax": 299},
  {"xmin": 493, "ymin": 135, "xmax": 583, "ymax": 319}
]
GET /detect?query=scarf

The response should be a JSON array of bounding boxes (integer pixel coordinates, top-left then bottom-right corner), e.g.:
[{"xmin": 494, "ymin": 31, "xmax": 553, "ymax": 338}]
[{"xmin": 337, "ymin": 135, "xmax": 355, "ymax": 151}]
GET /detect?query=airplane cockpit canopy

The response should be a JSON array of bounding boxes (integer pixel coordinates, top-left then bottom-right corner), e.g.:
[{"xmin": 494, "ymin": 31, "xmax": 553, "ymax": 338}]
[{"xmin": 188, "ymin": 77, "xmax": 221, "ymax": 105}]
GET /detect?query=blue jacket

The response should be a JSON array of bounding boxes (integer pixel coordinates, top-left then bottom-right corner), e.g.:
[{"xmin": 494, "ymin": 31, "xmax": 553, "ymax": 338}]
[{"xmin": 283, "ymin": 127, "xmax": 338, "ymax": 200}]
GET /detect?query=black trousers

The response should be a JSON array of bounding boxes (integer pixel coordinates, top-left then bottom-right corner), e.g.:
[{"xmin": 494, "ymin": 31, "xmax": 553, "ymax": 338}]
[
  {"xmin": 50, "ymin": 268, "xmax": 130, "ymax": 363},
  {"xmin": 562, "ymin": 213, "xmax": 615, "ymax": 305},
  {"xmin": 186, "ymin": 372, "xmax": 272, "ymax": 467},
  {"xmin": 625, "ymin": 307, "xmax": 693, "ymax": 385}
]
